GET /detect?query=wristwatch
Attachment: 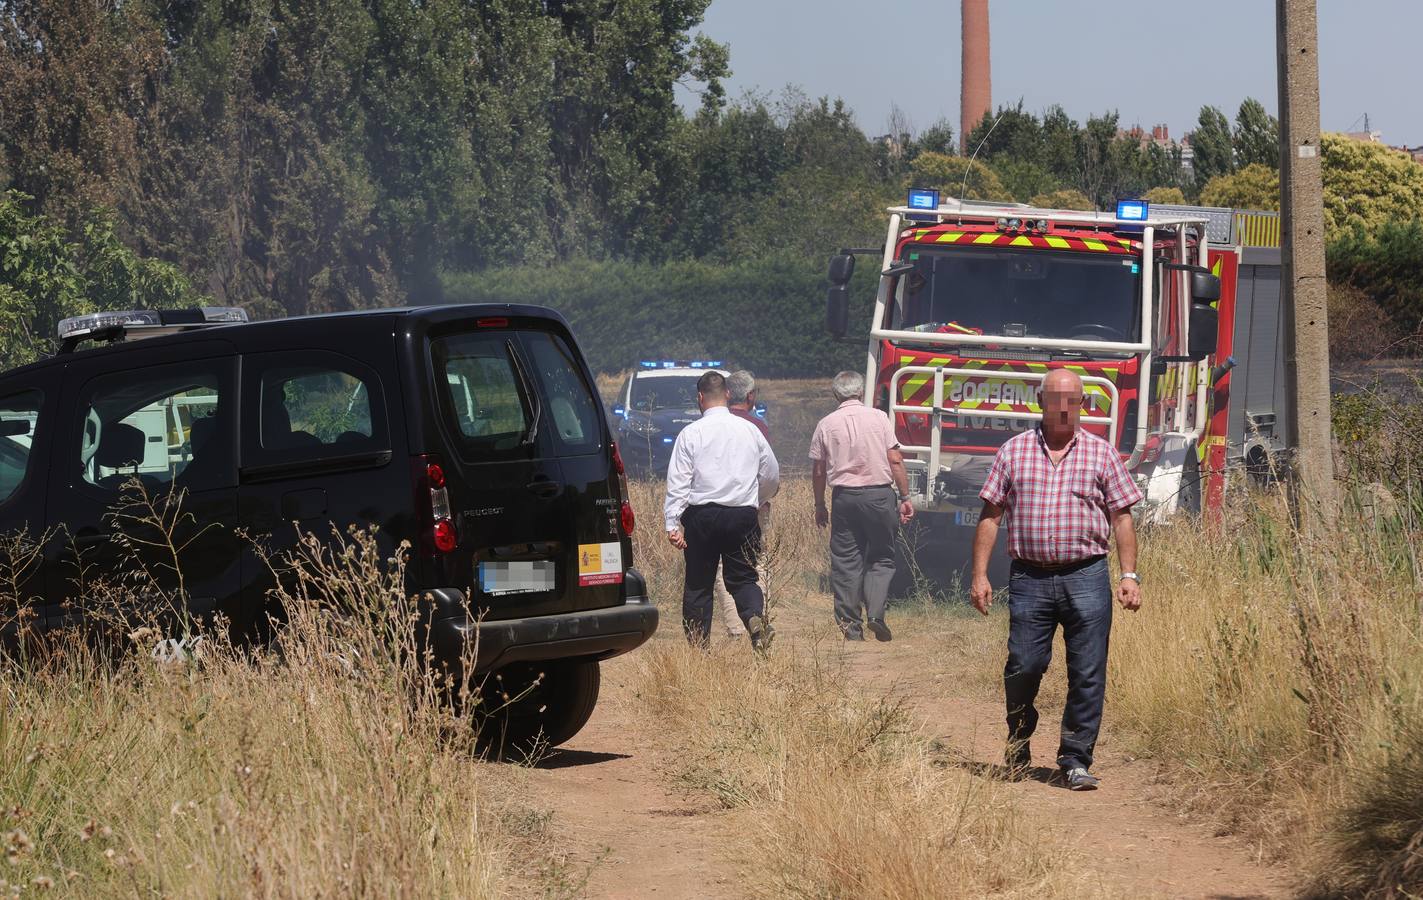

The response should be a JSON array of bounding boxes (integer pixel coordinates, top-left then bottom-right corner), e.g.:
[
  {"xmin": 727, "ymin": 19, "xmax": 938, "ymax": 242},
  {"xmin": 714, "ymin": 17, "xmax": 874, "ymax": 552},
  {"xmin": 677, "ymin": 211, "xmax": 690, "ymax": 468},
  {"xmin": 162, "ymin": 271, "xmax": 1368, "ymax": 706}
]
[
  {"xmin": 1120, "ymin": 572, "xmax": 1141, "ymax": 584},
  {"xmin": 897, "ymin": 493, "xmax": 911, "ymax": 504}
]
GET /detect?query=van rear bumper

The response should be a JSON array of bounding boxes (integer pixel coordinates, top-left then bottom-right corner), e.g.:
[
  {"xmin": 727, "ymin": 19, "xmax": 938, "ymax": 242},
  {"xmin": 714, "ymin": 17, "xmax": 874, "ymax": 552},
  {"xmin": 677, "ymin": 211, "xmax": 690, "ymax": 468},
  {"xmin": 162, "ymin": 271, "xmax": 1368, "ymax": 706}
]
[{"xmin": 426, "ymin": 569, "xmax": 658, "ymax": 673}]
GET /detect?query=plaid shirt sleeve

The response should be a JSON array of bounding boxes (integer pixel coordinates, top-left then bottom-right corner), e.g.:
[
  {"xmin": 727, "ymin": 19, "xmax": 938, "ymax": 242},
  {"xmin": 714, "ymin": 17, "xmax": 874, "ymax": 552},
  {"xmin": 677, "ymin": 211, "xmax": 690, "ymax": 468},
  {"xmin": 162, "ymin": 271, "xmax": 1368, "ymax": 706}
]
[
  {"xmin": 1100, "ymin": 445, "xmax": 1144, "ymax": 511},
  {"xmin": 979, "ymin": 444, "xmax": 1012, "ymax": 507}
]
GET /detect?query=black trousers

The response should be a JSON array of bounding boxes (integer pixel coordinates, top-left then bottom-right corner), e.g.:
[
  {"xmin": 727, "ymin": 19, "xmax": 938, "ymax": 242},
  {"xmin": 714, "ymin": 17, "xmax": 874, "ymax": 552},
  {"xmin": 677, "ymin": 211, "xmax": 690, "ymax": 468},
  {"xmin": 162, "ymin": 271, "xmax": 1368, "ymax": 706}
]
[{"xmin": 681, "ymin": 504, "xmax": 763, "ymax": 645}]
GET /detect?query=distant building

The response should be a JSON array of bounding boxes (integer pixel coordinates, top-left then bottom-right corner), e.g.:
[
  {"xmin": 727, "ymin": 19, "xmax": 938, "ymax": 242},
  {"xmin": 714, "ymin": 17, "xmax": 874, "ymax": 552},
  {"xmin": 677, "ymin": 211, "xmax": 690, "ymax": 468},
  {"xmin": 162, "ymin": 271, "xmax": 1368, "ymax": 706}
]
[{"xmin": 1345, "ymin": 130, "xmax": 1384, "ymax": 144}]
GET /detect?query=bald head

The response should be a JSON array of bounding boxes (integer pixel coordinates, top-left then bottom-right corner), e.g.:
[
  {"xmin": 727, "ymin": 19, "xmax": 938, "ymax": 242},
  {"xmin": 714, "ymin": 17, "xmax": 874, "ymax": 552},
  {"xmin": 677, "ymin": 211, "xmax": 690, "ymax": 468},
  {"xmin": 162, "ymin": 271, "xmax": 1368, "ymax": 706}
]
[
  {"xmin": 1042, "ymin": 369, "xmax": 1080, "ymax": 394},
  {"xmin": 1040, "ymin": 368, "xmax": 1084, "ymax": 441}
]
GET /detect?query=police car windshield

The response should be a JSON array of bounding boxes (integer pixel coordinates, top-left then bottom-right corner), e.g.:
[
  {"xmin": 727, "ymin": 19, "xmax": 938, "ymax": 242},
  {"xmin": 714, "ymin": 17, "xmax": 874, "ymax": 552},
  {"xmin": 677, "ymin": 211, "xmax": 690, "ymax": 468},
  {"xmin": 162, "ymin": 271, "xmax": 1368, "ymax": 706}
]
[
  {"xmin": 631, "ymin": 375, "xmax": 701, "ymax": 411},
  {"xmin": 892, "ymin": 246, "xmax": 1141, "ymax": 344}
]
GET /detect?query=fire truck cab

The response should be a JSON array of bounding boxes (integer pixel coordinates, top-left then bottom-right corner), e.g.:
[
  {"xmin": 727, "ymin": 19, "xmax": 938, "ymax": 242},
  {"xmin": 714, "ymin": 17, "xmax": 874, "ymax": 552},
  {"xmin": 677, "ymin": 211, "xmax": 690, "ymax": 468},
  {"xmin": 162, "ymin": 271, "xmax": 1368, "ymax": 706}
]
[{"xmin": 826, "ymin": 190, "xmax": 1285, "ymax": 525}]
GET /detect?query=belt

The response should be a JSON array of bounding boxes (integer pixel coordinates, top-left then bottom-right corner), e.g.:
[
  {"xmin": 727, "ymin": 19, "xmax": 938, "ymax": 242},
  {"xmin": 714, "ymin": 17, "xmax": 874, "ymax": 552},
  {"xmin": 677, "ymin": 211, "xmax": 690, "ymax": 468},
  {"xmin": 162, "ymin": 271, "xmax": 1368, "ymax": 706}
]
[
  {"xmin": 1011, "ymin": 555, "xmax": 1105, "ymax": 574},
  {"xmin": 831, "ymin": 483, "xmax": 892, "ymax": 494}
]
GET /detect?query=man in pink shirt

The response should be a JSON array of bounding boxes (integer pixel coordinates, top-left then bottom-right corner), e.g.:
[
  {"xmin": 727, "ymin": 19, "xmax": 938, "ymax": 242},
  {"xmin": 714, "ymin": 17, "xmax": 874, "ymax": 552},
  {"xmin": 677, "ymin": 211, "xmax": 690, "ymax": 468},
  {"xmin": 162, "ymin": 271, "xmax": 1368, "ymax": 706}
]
[{"xmin": 809, "ymin": 371, "xmax": 914, "ymax": 641}]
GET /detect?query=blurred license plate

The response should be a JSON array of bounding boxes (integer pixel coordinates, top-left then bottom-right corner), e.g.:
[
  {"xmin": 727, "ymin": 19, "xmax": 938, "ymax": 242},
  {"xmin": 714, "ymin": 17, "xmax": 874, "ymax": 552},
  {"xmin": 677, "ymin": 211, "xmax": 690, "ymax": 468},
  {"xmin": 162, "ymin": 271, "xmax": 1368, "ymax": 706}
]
[
  {"xmin": 478, "ymin": 561, "xmax": 556, "ymax": 596},
  {"xmin": 954, "ymin": 509, "xmax": 980, "ymax": 527}
]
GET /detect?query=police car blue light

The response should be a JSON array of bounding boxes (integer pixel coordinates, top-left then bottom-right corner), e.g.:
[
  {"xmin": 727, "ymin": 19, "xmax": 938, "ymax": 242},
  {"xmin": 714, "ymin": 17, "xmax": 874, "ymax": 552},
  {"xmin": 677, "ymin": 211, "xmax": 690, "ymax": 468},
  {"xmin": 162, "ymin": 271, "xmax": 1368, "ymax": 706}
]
[{"xmin": 1116, "ymin": 199, "xmax": 1148, "ymax": 221}]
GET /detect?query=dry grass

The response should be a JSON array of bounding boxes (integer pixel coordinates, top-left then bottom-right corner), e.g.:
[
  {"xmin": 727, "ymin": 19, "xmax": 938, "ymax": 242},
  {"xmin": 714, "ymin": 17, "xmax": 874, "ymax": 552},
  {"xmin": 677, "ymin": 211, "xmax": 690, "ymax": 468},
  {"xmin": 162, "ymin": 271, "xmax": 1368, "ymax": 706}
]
[
  {"xmin": 625, "ymin": 477, "xmax": 1096, "ymax": 899},
  {"xmin": 0, "ymin": 524, "xmax": 544, "ymax": 898},
  {"xmin": 1106, "ymin": 481, "xmax": 1423, "ymax": 892},
  {"xmin": 629, "ymin": 639, "xmax": 1095, "ymax": 899}
]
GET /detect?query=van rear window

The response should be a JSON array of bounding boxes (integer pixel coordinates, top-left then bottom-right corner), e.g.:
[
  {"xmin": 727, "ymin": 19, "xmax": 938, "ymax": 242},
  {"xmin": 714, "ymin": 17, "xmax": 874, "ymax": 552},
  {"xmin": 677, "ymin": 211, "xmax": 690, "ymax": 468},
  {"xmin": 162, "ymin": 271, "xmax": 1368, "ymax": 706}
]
[{"xmin": 430, "ymin": 334, "xmax": 532, "ymax": 451}]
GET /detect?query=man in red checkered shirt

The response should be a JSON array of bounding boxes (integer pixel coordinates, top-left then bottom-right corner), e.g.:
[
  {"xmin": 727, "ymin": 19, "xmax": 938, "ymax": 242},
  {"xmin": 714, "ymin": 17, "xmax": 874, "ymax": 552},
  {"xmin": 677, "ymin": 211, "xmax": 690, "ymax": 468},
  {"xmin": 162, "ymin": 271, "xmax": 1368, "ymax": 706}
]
[{"xmin": 969, "ymin": 369, "xmax": 1143, "ymax": 791}]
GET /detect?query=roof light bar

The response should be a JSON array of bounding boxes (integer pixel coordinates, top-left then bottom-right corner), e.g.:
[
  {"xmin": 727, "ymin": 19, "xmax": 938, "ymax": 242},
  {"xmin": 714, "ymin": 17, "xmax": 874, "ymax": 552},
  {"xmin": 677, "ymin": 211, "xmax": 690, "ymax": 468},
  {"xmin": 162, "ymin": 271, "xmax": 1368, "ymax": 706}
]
[
  {"xmin": 638, "ymin": 359, "xmax": 725, "ymax": 370},
  {"xmin": 57, "ymin": 307, "xmax": 249, "ymax": 342}
]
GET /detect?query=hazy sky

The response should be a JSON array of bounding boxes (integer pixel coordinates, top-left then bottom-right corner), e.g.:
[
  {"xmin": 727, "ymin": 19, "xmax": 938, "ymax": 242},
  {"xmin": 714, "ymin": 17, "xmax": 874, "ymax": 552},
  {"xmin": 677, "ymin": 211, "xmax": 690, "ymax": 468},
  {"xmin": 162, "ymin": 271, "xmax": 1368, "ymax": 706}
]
[{"xmin": 679, "ymin": 1, "xmax": 1422, "ymax": 148}]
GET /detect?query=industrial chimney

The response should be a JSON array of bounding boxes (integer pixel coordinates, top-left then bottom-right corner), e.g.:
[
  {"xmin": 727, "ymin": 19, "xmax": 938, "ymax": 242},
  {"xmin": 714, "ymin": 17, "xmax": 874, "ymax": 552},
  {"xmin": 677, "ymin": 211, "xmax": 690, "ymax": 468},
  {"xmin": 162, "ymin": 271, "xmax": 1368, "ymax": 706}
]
[{"xmin": 961, "ymin": 0, "xmax": 991, "ymax": 153}]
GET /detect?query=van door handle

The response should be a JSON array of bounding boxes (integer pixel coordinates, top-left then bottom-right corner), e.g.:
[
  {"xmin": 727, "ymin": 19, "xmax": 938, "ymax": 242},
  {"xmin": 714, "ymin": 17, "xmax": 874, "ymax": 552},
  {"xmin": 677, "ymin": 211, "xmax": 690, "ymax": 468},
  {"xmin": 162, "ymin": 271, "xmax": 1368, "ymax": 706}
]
[{"xmin": 525, "ymin": 478, "xmax": 562, "ymax": 499}]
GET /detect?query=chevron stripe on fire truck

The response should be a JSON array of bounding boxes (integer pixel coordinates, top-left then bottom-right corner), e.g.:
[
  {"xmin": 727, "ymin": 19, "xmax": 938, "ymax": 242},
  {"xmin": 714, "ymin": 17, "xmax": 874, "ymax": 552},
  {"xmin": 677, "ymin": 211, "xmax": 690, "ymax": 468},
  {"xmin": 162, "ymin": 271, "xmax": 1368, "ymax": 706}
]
[
  {"xmin": 895, "ymin": 358, "xmax": 1117, "ymax": 413},
  {"xmin": 908, "ymin": 230, "xmax": 1139, "ymax": 254}
]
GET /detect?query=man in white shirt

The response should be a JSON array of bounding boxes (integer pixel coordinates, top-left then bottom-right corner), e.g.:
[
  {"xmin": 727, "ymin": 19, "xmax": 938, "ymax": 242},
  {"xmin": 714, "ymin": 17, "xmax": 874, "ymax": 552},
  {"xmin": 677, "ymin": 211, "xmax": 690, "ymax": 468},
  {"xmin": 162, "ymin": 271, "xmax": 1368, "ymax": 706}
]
[{"xmin": 664, "ymin": 371, "xmax": 780, "ymax": 649}]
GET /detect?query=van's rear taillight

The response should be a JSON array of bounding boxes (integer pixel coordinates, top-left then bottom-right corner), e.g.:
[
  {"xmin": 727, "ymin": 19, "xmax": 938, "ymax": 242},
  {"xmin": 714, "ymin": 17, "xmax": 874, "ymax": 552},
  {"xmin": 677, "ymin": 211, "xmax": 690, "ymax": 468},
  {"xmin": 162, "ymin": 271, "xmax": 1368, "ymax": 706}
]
[
  {"xmin": 414, "ymin": 455, "xmax": 457, "ymax": 554},
  {"xmin": 612, "ymin": 442, "xmax": 633, "ymax": 534}
]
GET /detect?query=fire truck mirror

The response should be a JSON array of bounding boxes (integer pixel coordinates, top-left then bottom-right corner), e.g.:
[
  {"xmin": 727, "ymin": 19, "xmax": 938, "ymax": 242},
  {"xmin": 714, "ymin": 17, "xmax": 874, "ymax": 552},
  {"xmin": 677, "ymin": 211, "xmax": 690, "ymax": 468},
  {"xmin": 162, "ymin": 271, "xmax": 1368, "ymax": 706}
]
[
  {"xmin": 827, "ymin": 253, "xmax": 856, "ymax": 285},
  {"xmin": 1188, "ymin": 303, "xmax": 1220, "ymax": 359},
  {"xmin": 1191, "ymin": 270, "xmax": 1221, "ymax": 303},
  {"xmin": 826, "ymin": 284, "xmax": 850, "ymax": 339}
]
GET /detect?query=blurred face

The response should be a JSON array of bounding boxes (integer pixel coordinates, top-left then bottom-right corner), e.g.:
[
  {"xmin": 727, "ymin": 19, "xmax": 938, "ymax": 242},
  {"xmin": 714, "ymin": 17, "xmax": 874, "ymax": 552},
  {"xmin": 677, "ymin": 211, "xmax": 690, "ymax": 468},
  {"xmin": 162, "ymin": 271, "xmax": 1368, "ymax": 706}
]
[{"xmin": 1039, "ymin": 373, "xmax": 1083, "ymax": 438}]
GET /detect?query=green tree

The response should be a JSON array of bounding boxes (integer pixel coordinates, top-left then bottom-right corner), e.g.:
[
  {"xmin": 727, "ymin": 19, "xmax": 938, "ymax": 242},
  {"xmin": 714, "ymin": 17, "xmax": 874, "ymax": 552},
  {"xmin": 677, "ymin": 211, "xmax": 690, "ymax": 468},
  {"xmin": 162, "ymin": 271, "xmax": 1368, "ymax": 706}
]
[
  {"xmin": 1199, "ymin": 163, "xmax": 1279, "ymax": 210},
  {"xmin": 908, "ymin": 119, "xmax": 956, "ymax": 159},
  {"xmin": 1190, "ymin": 105, "xmax": 1235, "ymax": 190},
  {"xmin": 1142, "ymin": 186, "xmax": 1187, "ymax": 205},
  {"xmin": 1320, "ymin": 133, "xmax": 1423, "ymax": 238},
  {"xmin": 908, "ymin": 153, "xmax": 1006, "ymax": 201},
  {"xmin": 0, "ymin": 191, "xmax": 202, "ymax": 368},
  {"xmin": 1029, "ymin": 189, "xmax": 1094, "ymax": 211},
  {"xmin": 1233, "ymin": 98, "xmax": 1279, "ymax": 169}
]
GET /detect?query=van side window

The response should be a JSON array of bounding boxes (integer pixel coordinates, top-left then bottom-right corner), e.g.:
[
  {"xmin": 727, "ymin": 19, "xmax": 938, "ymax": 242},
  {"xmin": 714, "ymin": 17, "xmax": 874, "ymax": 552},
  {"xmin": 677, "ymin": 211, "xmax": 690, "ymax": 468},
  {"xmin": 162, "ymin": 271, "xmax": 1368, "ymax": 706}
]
[
  {"xmin": 0, "ymin": 391, "xmax": 41, "ymax": 504},
  {"xmin": 78, "ymin": 365, "xmax": 233, "ymax": 493},
  {"xmin": 521, "ymin": 331, "xmax": 602, "ymax": 455},
  {"xmin": 260, "ymin": 366, "xmax": 374, "ymax": 451},
  {"xmin": 431, "ymin": 334, "xmax": 533, "ymax": 453}
]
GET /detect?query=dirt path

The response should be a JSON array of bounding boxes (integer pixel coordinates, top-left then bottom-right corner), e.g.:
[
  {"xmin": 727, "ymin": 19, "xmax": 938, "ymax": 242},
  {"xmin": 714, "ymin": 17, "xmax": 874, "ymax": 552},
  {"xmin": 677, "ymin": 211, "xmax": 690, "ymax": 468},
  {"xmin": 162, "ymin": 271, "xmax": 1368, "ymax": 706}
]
[
  {"xmin": 518, "ymin": 653, "xmax": 740, "ymax": 899},
  {"xmin": 517, "ymin": 597, "xmax": 1293, "ymax": 899},
  {"xmin": 840, "ymin": 616, "xmax": 1292, "ymax": 899}
]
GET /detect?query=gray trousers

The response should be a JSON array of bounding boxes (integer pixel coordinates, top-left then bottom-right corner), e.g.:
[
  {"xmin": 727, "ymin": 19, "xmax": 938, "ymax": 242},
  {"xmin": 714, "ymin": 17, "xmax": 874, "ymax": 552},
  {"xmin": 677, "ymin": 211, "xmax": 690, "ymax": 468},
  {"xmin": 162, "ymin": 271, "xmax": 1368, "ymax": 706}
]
[{"xmin": 830, "ymin": 485, "xmax": 898, "ymax": 628}]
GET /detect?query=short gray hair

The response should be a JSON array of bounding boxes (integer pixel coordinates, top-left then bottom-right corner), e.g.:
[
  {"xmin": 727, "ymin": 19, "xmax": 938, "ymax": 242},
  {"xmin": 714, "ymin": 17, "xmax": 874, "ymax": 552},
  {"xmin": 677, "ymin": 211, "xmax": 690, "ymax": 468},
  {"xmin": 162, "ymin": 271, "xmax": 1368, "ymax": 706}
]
[
  {"xmin": 831, "ymin": 370, "xmax": 864, "ymax": 402},
  {"xmin": 727, "ymin": 370, "xmax": 756, "ymax": 404}
]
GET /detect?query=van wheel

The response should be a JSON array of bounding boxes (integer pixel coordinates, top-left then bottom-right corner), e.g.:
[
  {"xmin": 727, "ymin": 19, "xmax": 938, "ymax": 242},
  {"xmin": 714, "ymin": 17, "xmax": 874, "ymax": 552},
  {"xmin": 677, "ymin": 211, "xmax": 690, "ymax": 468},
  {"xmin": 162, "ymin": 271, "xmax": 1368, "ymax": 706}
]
[{"xmin": 475, "ymin": 660, "xmax": 600, "ymax": 759}]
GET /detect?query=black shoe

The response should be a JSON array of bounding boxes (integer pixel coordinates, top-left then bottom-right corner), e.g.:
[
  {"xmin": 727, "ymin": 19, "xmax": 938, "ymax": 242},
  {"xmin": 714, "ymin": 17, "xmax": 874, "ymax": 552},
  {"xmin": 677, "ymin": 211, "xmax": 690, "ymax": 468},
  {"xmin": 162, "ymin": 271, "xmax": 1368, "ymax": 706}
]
[
  {"xmin": 1004, "ymin": 741, "xmax": 1031, "ymax": 779},
  {"xmin": 867, "ymin": 618, "xmax": 892, "ymax": 642},
  {"xmin": 845, "ymin": 630, "xmax": 865, "ymax": 641},
  {"xmin": 839, "ymin": 620, "xmax": 865, "ymax": 641}
]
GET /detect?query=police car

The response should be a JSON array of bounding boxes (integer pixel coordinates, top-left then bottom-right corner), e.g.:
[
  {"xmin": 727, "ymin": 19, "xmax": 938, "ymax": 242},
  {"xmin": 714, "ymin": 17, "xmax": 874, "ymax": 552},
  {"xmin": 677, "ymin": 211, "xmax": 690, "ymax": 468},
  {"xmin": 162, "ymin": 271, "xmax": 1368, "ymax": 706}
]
[{"xmin": 610, "ymin": 360, "xmax": 765, "ymax": 476}]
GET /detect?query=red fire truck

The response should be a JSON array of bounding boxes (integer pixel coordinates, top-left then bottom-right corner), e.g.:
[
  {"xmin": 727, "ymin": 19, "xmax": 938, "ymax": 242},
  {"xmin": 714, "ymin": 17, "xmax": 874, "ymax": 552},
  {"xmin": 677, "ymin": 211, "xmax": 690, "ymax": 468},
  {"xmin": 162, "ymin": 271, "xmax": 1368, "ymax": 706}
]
[{"xmin": 825, "ymin": 191, "xmax": 1287, "ymax": 532}]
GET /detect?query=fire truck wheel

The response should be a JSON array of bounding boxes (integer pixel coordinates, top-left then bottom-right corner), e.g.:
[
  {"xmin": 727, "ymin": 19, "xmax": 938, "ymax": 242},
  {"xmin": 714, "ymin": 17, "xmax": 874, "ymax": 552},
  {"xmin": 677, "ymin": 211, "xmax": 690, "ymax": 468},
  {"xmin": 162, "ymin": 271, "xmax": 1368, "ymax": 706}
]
[{"xmin": 1181, "ymin": 444, "xmax": 1202, "ymax": 515}]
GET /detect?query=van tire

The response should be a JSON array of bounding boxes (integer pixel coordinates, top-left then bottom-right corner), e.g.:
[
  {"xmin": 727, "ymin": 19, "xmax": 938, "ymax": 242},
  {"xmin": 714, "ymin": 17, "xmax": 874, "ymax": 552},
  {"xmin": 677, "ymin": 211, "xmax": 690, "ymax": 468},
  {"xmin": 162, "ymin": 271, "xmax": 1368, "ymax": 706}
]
[{"xmin": 476, "ymin": 659, "xmax": 601, "ymax": 759}]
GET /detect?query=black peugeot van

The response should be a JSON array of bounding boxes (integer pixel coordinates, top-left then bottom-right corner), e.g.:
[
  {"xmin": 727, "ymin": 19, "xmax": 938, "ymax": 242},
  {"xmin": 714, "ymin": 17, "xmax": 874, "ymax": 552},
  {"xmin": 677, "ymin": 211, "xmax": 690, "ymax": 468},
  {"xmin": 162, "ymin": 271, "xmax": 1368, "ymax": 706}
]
[{"xmin": 0, "ymin": 304, "xmax": 657, "ymax": 749}]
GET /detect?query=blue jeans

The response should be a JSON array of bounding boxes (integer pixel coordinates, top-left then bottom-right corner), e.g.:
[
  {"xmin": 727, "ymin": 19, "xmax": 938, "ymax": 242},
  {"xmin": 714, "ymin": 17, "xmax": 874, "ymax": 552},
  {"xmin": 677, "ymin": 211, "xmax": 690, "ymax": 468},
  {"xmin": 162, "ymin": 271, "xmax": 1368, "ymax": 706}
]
[{"xmin": 1004, "ymin": 556, "xmax": 1112, "ymax": 771}]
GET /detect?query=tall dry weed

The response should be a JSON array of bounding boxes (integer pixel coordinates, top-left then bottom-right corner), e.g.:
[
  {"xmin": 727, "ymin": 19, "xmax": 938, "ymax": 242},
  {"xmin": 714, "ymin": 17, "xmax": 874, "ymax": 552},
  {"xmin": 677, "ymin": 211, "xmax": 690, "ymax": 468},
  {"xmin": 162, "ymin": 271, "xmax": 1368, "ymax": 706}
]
[
  {"xmin": 631, "ymin": 639, "xmax": 1096, "ymax": 899},
  {"xmin": 0, "ymin": 516, "xmax": 518, "ymax": 897},
  {"xmin": 1110, "ymin": 476, "xmax": 1423, "ymax": 886}
]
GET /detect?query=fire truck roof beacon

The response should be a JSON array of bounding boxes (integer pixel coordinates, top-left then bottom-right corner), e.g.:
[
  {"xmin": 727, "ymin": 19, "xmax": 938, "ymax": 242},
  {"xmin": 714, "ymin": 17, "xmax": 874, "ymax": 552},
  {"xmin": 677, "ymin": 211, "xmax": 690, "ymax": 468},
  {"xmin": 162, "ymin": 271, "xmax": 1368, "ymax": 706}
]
[
  {"xmin": 907, "ymin": 188, "xmax": 940, "ymax": 210},
  {"xmin": 1116, "ymin": 199, "xmax": 1149, "ymax": 222}
]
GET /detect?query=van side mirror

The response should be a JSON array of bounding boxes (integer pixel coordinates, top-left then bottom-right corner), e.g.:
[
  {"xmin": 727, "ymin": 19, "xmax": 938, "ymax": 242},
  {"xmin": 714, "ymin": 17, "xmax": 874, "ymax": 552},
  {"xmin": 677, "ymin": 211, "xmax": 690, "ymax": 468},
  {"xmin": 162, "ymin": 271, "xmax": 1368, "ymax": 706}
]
[
  {"xmin": 752, "ymin": 402, "xmax": 767, "ymax": 419},
  {"xmin": 826, "ymin": 284, "xmax": 849, "ymax": 339},
  {"xmin": 827, "ymin": 253, "xmax": 856, "ymax": 286},
  {"xmin": 1191, "ymin": 271, "xmax": 1221, "ymax": 303},
  {"xmin": 1188, "ymin": 303, "xmax": 1219, "ymax": 359}
]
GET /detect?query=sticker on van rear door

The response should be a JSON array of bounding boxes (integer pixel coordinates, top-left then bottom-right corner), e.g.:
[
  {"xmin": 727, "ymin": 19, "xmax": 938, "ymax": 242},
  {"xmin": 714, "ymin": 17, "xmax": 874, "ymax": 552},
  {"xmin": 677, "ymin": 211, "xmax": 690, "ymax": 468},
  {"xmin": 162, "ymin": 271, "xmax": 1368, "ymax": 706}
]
[{"xmin": 577, "ymin": 542, "xmax": 624, "ymax": 586}]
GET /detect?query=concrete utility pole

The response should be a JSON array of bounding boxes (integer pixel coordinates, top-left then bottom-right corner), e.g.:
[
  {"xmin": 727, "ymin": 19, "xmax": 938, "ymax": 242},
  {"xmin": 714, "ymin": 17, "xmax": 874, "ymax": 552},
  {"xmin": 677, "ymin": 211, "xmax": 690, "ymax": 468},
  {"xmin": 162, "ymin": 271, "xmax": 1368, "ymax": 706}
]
[{"xmin": 1276, "ymin": 0, "xmax": 1336, "ymax": 523}]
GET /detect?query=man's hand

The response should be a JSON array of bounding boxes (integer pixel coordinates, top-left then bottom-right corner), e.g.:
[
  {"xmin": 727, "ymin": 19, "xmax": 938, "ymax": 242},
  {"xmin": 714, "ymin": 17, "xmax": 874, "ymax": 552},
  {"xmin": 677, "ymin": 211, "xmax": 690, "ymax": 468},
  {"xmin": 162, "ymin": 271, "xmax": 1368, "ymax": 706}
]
[
  {"xmin": 815, "ymin": 503, "xmax": 829, "ymax": 529},
  {"xmin": 667, "ymin": 529, "xmax": 687, "ymax": 550},
  {"xmin": 898, "ymin": 500, "xmax": 915, "ymax": 524},
  {"xmin": 1117, "ymin": 577, "xmax": 1141, "ymax": 612},
  {"xmin": 969, "ymin": 575, "xmax": 994, "ymax": 616}
]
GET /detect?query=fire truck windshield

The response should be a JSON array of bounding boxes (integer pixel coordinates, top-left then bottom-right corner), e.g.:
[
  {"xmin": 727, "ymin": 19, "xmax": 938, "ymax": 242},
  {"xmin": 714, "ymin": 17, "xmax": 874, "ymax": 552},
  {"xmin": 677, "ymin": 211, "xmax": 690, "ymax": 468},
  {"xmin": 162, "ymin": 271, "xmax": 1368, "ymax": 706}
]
[{"xmin": 891, "ymin": 246, "xmax": 1141, "ymax": 345}]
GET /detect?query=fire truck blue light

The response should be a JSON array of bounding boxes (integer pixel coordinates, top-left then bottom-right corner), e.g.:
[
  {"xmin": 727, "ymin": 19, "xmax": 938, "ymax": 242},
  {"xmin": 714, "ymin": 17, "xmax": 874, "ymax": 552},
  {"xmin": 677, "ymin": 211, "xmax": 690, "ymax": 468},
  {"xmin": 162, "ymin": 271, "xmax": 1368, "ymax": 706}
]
[
  {"xmin": 1116, "ymin": 200, "xmax": 1148, "ymax": 221},
  {"xmin": 907, "ymin": 188, "xmax": 939, "ymax": 210}
]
